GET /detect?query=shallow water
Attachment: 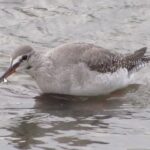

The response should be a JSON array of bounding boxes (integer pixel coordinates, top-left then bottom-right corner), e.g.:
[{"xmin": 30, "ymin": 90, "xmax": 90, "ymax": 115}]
[{"xmin": 0, "ymin": 0, "xmax": 150, "ymax": 150}]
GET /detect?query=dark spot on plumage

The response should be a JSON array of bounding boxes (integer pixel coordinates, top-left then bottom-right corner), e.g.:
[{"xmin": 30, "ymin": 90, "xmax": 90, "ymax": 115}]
[
  {"xmin": 22, "ymin": 55, "xmax": 28, "ymax": 61},
  {"xmin": 26, "ymin": 65, "xmax": 32, "ymax": 70}
]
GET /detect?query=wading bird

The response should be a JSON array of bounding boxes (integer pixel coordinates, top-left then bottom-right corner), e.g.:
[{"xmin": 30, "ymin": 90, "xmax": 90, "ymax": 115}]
[{"xmin": 0, "ymin": 43, "xmax": 149, "ymax": 96}]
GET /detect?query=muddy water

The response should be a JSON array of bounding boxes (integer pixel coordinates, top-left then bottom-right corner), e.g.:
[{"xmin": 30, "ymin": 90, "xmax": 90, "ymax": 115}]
[{"xmin": 0, "ymin": 0, "xmax": 150, "ymax": 150}]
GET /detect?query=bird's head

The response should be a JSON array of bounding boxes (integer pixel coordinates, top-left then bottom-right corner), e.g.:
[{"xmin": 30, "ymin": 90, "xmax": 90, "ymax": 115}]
[{"xmin": 0, "ymin": 45, "xmax": 34, "ymax": 82}]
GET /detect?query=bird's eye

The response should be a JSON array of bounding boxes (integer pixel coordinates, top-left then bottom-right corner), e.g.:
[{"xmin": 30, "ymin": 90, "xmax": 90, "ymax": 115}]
[{"xmin": 22, "ymin": 55, "xmax": 28, "ymax": 61}]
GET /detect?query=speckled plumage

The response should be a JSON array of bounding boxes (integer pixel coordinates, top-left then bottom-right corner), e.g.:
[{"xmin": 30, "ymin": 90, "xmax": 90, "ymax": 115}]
[{"xmin": 84, "ymin": 46, "xmax": 148, "ymax": 73}]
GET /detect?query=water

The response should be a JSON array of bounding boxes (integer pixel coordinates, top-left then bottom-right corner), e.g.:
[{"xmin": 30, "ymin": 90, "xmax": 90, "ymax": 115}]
[{"xmin": 0, "ymin": 0, "xmax": 150, "ymax": 149}]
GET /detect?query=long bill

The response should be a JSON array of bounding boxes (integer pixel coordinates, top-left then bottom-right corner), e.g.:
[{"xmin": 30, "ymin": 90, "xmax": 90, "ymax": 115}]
[{"xmin": 0, "ymin": 60, "xmax": 22, "ymax": 82}]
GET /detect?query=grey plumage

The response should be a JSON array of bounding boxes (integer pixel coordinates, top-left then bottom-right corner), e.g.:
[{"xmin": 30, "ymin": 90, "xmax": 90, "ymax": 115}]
[
  {"xmin": 11, "ymin": 45, "xmax": 33, "ymax": 61},
  {"xmin": 80, "ymin": 45, "xmax": 149, "ymax": 73},
  {"xmin": 10, "ymin": 43, "xmax": 150, "ymax": 74},
  {"xmin": 43, "ymin": 43, "xmax": 150, "ymax": 74},
  {"xmin": 1, "ymin": 42, "xmax": 150, "ymax": 95}
]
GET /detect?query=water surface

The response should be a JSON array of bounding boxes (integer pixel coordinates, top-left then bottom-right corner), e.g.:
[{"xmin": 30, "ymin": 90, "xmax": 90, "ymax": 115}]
[{"xmin": 0, "ymin": 0, "xmax": 150, "ymax": 150}]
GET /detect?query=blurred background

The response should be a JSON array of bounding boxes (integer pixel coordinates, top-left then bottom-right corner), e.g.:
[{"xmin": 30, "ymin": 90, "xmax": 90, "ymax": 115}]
[{"xmin": 0, "ymin": 0, "xmax": 150, "ymax": 150}]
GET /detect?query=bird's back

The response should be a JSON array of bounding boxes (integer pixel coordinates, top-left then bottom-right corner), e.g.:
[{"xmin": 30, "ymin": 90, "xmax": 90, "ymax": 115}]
[
  {"xmin": 45, "ymin": 43, "xmax": 149, "ymax": 73},
  {"xmin": 48, "ymin": 43, "xmax": 118, "ymax": 67},
  {"xmin": 33, "ymin": 43, "xmax": 150, "ymax": 95}
]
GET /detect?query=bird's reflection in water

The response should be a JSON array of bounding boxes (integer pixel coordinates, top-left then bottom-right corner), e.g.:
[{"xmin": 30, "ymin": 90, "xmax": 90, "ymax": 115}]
[
  {"xmin": 35, "ymin": 84, "xmax": 139, "ymax": 117},
  {"xmin": 8, "ymin": 84, "xmax": 139, "ymax": 149}
]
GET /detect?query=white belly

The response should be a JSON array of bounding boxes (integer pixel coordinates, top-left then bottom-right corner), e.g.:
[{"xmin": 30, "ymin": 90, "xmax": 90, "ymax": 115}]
[
  {"xmin": 69, "ymin": 68, "xmax": 133, "ymax": 96},
  {"xmin": 35, "ymin": 63, "xmax": 133, "ymax": 96}
]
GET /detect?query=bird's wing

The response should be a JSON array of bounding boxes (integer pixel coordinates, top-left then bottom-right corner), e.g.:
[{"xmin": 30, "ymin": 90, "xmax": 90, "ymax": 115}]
[
  {"xmin": 51, "ymin": 43, "xmax": 120, "ymax": 69},
  {"xmin": 81, "ymin": 46, "xmax": 148, "ymax": 73},
  {"xmin": 80, "ymin": 45, "xmax": 123, "ymax": 73},
  {"xmin": 52, "ymin": 43, "xmax": 148, "ymax": 73}
]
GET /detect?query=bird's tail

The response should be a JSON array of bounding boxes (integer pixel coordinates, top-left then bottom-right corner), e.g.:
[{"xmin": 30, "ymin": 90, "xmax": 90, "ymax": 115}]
[
  {"xmin": 126, "ymin": 47, "xmax": 147, "ymax": 61},
  {"xmin": 124, "ymin": 47, "xmax": 150, "ymax": 72}
]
